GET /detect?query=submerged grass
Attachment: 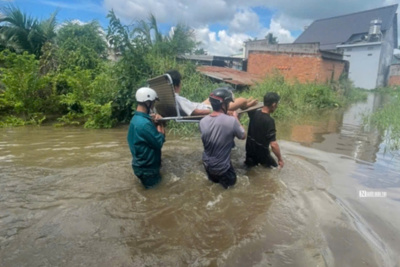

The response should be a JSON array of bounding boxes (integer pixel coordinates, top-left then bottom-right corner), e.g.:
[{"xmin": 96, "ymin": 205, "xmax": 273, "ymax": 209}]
[
  {"xmin": 365, "ymin": 88, "xmax": 400, "ymax": 151},
  {"xmin": 167, "ymin": 73, "xmax": 368, "ymax": 136}
]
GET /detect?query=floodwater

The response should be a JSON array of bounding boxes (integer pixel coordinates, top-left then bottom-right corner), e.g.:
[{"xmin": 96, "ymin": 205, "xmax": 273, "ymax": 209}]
[{"xmin": 0, "ymin": 93, "xmax": 399, "ymax": 267}]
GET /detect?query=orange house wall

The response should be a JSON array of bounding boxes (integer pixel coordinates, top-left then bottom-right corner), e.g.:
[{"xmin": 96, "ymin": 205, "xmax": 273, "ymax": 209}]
[
  {"xmin": 389, "ymin": 76, "xmax": 400, "ymax": 86},
  {"xmin": 388, "ymin": 65, "xmax": 400, "ymax": 86},
  {"xmin": 247, "ymin": 52, "xmax": 345, "ymax": 84}
]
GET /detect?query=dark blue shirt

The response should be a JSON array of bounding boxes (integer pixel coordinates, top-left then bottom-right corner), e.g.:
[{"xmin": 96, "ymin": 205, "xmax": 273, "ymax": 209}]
[{"xmin": 127, "ymin": 111, "xmax": 165, "ymax": 170}]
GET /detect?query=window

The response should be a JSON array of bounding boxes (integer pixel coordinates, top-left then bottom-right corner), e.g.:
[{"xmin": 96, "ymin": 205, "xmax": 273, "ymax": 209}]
[{"xmin": 346, "ymin": 48, "xmax": 352, "ymax": 52}]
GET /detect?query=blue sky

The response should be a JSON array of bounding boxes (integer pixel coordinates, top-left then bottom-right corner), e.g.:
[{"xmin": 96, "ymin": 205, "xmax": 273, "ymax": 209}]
[
  {"xmin": 0, "ymin": 0, "xmax": 398, "ymax": 55},
  {"xmin": 1, "ymin": 0, "xmax": 108, "ymax": 26}
]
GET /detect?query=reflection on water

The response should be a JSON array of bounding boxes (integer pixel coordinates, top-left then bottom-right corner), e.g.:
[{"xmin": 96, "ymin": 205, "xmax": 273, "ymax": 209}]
[
  {"xmin": 285, "ymin": 93, "xmax": 383, "ymax": 163},
  {"xmin": 280, "ymin": 92, "xmax": 400, "ymax": 188}
]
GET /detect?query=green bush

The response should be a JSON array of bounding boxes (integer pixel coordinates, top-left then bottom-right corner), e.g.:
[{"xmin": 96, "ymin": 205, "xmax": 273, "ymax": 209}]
[
  {"xmin": 0, "ymin": 115, "xmax": 26, "ymax": 127},
  {"xmin": 83, "ymin": 102, "xmax": 116, "ymax": 129},
  {"xmin": 366, "ymin": 89, "xmax": 400, "ymax": 151},
  {"xmin": 0, "ymin": 50, "xmax": 57, "ymax": 119}
]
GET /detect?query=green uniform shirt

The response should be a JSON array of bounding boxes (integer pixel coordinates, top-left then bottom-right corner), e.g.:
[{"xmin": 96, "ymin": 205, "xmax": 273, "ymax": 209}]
[{"xmin": 127, "ymin": 111, "xmax": 165, "ymax": 170}]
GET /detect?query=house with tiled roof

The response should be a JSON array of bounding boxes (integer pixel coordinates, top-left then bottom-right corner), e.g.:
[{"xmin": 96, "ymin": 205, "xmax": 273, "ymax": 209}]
[{"xmin": 294, "ymin": 4, "xmax": 398, "ymax": 89}]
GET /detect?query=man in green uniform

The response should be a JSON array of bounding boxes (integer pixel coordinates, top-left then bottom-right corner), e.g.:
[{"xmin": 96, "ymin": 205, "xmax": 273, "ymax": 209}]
[{"xmin": 127, "ymin": 87, "xmax": 165, "ymax": 188}]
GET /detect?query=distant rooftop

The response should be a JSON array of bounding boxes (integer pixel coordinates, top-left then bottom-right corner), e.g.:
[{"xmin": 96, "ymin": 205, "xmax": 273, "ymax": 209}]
[
  {"xmin": 196, "ymin": 66, "xmax": 263, "ymax": 87},
  {"xmin": 393, "ymin": 54, "xmax": 400, "ymax": 64},
  {"xmin": 294, "ymin": 4, "xmax": 398, "ymax": 50},
  {"xmin": 177, "ymin": 54, "xmax": 243, "ymax": 62}
]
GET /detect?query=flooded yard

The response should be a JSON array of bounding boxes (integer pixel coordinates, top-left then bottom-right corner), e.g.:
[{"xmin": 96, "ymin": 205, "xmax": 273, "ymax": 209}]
[{"xmin": 0, "ymin": 93, "xmax": 399, "ymax": 266}]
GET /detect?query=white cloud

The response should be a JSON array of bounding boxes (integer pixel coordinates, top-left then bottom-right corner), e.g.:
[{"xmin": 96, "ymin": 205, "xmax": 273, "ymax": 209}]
[
  {"xmin": 271, "ymin": 13, "xmax": 313, "ymax": 33},
  {"xmin": 103, "ymin": 0, "xmax": 397, "ymax": 30},
  {"xmin": 195, "ymin": 27, "xmax": 250, "ymax": 56},
  {"xmin": 225, "ymin": 0, "xmax": 394, "ymax": 31},
  {"xmin": 263, "ymin": 19, "xmax": 295, "ymax": 43},
  {"xmin": 229, "ymin": 8, "xmax": 261, "ymax": 34},
  {"xmin": 103, "ymin": 0, "xmax": 235, "ymax": 26},
  {"xmin": 193, "ymin": 16, "xmax": 296, "ymax": 56}
]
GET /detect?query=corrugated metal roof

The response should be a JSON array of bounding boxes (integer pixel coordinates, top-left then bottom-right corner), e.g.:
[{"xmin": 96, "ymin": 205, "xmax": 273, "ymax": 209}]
[
  {"xmin": 196, "ymin": 66, "xmax": 263, "ymax": 86},
  {"xmin": 178, "ymin": 55, "xmax": 243, "ymax": 62},
  {"xmin": 294, "ymin": 4, "xmax": 398, "ymax": 51}
]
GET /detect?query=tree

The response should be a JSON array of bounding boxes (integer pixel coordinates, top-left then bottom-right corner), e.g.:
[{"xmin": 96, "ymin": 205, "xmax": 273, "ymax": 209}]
[
  {"xmin": 133, "ymin": 14, "xmax": 163, "ymax": 48},
  {"xmin": 265, "ymin": 33, "xmax": 278, "ymax": 44},
  {"xmin": 0, "ymin": 6, "xmax": 57, "ymax": 57},
  {"xmin": 166, "ymin": 23, "xmax": 198, "ymax": 55},
  {"xmin": 106, "ymin": 10, "xmax": 135, "ymax": 55},
  {"xmin": 246, "ymin": 37, "xmax": 257, "ymax": 42},
  {"xmin": 56, "ymin": 21, "xmax": 108, "ymax": 70},
  {"xmin": 194, "ymin": 48, "xmax": 206, "ymax": 55},
  {"xmin": 106, "ymin": 10, "xmax": 151, "ymax": 122},
  {"xmin": 0, "ymin": 50, "xmax": 56, "ymax": 118},
  {"xmin": 106, "ymin": 11, "xmax": 198, "ymax": 122},
  {"xmin": 131, "ymin": 13, "xmax": 198, "ymax": 56}
]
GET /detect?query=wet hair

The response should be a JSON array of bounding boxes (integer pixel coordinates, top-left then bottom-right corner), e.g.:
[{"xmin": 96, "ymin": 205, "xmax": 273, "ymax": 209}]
[
  {"xmin": 166, "ymin": 70, "xmax": 181, "ymax": 88},
  {"xmin": 264, "ymin": 92, "xmax": 280, "ymax": 107}
]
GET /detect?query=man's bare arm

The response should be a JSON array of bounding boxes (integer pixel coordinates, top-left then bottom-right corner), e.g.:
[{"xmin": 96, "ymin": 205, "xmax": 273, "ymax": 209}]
[
  {"xmin": 270, "ymin": 141, "xmax": 284, "ymax": 168},
  {"xmin": 191, "ymin": 109, "xmax": 212, "ymax": 116},
  {"xmin": 232, "ymin": 111, "xmax": 246, "ymax": 139}
]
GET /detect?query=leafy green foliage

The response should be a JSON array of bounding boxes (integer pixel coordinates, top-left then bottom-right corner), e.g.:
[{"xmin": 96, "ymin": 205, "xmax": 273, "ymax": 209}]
[
  {"xmin": 243, "ymin": 74, "xmax": 367, "ymax": 119},
  {"xmin": 82, "ymin": 101, "xmax": 116, "ymax": 129},
  {"xmin": 106, "ymin": 10, "xmax": 151, "ymax": 122},
  {"xmin": 164, "ymin": 24, "xmax": 198, "ymax": 55},
  {"xmin": 176, "ymin": 64, "xmax": 217, "ymax": 102},
  {"xmin": 194, "ymin": 48, "xmax": 206, "ymax": 55},
  {"xmin": 265, "ymin": 33, "xmax": 278, "ymax": 44},
  {"xmin": 56, "ymin": 21, "xmax": 107, "ymax": 70},
  {"xmin": 54, "ymin": 64, "xmax": 119, "ymax": 128},
  {"xmin": 0, "ymin": 5, "xmax": 57, "ymax": 57},
  {"xmin": 366, "ymin": 89, "xmax": 400, "ymax": 151},
  {"xmin": 0, "ymin": 115, "xmax": 26, "ymax": 127},
  {"xmin": 0, "ymin": 50, "xmax": 56, "ymax": 118}
]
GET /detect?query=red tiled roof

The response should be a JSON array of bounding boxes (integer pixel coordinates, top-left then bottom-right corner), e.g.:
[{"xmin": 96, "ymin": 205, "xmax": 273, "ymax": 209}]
[{"xmin": 197, "ymin": 66, "xmax": 264, "ymax": 86}]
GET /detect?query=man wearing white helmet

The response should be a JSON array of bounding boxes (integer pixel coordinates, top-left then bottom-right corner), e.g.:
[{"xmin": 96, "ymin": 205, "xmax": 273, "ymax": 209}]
[{"xmin": 127, "ymin": 87, "xmax": 165, "ymax": 188}]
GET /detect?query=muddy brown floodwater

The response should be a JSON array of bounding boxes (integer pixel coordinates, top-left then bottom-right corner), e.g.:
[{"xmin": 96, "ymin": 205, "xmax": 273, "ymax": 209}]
[{"xmin": 0, "ymin": 93, "xmax": 399, "ymax": 267}]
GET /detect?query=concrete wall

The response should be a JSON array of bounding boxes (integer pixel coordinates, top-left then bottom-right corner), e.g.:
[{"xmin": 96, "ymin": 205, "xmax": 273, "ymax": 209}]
[
  {"xmin": 388, "ymin": 64, "xmax": 400, "ymax": 86},
  {"xmin": 247, "ymin": 51, "xmax": 345, "ymax": 84},
  {"xmin": 244, "ymin": 42, "xmax": 320, "ymax": 59},
  {"xmin": 339, "ymin": 43, "xmax": 381, "ymax": 90},
  {"xmin": 378, "ymin": 19, "xmax": 396, "ymax": 87}
]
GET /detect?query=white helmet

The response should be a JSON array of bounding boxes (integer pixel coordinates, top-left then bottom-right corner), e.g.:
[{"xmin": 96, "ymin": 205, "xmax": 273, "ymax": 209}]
[{"xmin": 135, "ymin": 87, "xmax": 159, "ymax": 102}]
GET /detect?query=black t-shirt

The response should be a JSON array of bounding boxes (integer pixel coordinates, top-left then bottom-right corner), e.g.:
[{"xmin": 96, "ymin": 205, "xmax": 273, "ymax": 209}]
[{"xmin": 245, "ymin": 110, "xmax": 277, "ymax": 166}]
